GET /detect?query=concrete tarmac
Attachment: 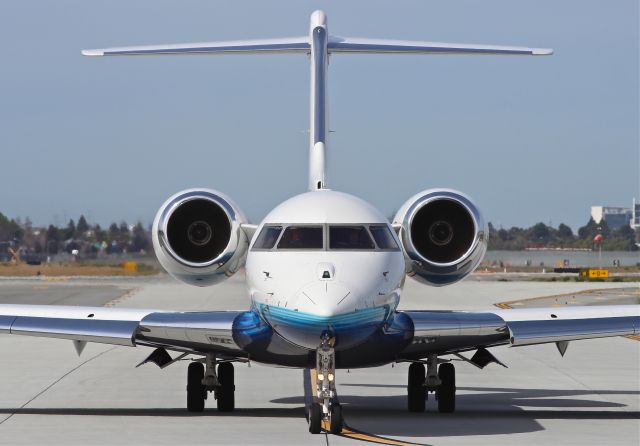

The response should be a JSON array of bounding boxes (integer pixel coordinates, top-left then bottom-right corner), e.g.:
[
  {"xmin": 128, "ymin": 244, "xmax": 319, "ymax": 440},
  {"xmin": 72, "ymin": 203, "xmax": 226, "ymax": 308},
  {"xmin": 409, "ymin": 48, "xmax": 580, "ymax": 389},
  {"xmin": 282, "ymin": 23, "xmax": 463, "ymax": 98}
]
[{"xmin": 0, "ymin": 274, "xmax": 638, "ymax": 445}]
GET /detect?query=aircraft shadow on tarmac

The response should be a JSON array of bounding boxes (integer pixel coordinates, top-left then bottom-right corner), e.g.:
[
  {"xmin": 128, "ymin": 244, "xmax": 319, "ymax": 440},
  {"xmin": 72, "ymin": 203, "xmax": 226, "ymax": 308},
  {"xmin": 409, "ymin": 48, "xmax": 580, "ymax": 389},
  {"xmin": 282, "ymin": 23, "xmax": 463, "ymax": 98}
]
[
  {"xmin": 1, "ymin": 387, "xmax": 637, "ymax": 439},
  {"xmin": 271, "ymin": 385, "xmax": 640, "ymax": 438},
  {"xmin": 0, "ymin": 407, "xmax": 302, "ymax": 419}
]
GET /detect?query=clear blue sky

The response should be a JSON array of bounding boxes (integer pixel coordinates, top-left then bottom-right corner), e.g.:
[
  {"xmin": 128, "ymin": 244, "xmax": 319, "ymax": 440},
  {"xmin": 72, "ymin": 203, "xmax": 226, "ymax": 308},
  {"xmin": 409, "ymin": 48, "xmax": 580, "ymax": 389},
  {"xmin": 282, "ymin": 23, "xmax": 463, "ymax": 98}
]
[{"xmin": 1, "ymin": 0, "xmax": 638, "ymax": 231}]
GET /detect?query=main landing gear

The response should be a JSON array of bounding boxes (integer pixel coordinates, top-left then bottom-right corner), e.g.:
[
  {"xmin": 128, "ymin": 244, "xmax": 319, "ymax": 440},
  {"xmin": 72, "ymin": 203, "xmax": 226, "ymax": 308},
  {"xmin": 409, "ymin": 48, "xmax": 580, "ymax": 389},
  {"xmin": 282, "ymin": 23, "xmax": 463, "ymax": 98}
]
[
  {"xmin": 407, "ymin": 355, "xmax": 456, "ymax": 413},
  {"xmin": 187, "ymin": 354, "xmax": 235, "ymax": 413},
  {"xmin": 308, "ymin": 333, "xmax": 343, "ymax": 434}
]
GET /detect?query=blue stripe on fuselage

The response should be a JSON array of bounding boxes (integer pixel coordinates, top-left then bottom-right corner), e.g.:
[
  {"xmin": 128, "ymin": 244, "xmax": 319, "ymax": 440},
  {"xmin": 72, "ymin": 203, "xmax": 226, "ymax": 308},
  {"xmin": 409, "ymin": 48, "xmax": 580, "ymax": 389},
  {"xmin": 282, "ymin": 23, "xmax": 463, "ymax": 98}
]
[{"xmin": 257, "ymin": 303, "xmax": 391, "ymax": 349}]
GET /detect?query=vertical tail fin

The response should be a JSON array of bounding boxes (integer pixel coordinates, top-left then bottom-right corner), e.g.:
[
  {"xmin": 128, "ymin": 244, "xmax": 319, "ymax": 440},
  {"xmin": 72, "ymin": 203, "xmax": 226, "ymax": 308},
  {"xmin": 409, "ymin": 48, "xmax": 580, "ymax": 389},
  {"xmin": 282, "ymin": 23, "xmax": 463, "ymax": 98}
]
[{"xmin": 83, "ymin": 10, "xmax": 552, "ymax": 191}]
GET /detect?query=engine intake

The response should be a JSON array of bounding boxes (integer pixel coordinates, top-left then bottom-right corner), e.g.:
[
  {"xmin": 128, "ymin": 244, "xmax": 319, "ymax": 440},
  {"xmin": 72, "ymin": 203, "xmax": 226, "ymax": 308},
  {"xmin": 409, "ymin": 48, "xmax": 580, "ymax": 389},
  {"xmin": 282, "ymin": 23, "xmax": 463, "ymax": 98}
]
[
  {"xmin": 153, "ymin": 189, "xmax": 248, "ymax": 286},
  {"xmin": 394, "ymin": 189, "xmax": 487, "ymax": 286},
  {"xmin": 165, "ymin": 198, "xmax": 231, "ymax": 264}
]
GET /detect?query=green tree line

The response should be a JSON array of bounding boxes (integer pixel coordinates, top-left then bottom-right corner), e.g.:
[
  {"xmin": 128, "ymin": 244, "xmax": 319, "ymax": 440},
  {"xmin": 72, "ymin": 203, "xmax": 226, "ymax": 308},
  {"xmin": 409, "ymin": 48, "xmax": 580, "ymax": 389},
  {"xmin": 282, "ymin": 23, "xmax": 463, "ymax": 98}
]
[
  {"xmin": 2, "ymin": 211, "xmax": 637, "ymax": 254},
  {"xmin": 0, "ymin": 212, "xmax": 150, "ymax": 256},
  {"xmin": 488, "ymin": 218, "xmax": 638, "ymax": 251}
]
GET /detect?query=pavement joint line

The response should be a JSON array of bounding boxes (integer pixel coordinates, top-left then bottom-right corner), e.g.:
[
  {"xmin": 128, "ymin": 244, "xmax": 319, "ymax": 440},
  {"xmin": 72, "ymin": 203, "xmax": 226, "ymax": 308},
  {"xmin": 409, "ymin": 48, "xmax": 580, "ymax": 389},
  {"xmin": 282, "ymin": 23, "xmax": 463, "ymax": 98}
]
[
  {"xmin": 103, "ymin": 287, "xmax": 141, "ymax": 308},
  {"xmin": 494, "ymin": 287, "xmax": 639, "ymax": 308},
  {"xmin": 0, "ymin": 346, "xmax": 117, "ymax": 427}
]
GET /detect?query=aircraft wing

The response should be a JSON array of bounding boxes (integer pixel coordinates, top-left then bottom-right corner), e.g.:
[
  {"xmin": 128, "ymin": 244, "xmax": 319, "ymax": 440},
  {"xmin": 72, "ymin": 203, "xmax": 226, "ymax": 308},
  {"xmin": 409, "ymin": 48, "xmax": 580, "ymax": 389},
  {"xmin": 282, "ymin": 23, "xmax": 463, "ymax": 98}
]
[
  {"xmin": 399, "ymin": 305, "xmax": 640, "ymax": 361},
  {"xmin": 0, "ymin": 304, "xmax": 246, "ymax": 358}
]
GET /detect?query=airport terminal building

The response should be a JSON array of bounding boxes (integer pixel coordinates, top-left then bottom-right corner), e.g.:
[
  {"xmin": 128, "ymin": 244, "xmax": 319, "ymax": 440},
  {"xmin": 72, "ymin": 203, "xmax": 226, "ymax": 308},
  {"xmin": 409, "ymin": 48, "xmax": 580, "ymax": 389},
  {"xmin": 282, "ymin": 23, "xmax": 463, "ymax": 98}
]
[
  {"xmin": 632, "ymin": 198, "xmax": 640, "ymax": 230},
  {"xmin": 591, "ymin": 204, "xmax": 633, "ymax": 230}
]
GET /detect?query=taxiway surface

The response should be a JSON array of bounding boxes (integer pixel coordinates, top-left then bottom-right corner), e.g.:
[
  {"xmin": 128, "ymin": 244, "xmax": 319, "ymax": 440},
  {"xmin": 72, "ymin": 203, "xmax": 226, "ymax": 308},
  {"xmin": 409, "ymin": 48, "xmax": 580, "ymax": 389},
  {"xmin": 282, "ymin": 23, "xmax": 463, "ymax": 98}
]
[{"xmin": 0, "ymin": 274, "xmax": 638, "ymax": 445}]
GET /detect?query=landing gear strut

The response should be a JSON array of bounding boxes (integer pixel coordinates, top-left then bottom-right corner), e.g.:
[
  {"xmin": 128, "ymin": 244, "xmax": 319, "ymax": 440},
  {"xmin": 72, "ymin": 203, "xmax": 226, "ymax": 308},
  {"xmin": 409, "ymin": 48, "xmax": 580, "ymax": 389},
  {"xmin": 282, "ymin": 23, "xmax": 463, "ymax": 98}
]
[
  {"xmin": 309, "ymin": 332, "xmax": 343, "ymax": 434},
  {"xmin": 406, "ymin": 355, "xmax": 456, "ymax": 413},
  {"xmin": 186, "ymin": 354, "xmax": 235, "ymax": 413}
]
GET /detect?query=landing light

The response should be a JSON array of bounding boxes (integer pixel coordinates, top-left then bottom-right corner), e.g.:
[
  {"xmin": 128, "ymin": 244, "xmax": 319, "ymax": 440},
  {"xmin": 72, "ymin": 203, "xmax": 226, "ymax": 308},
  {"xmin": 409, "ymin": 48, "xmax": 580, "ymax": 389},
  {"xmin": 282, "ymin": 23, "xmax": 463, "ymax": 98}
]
[
  {"xmin": 328, "ymin": 373, "xmax": 334, "ymax": 382},
  {"xmin": 317, "ymin": 373, "xmax": 325, "ymax": 381}
]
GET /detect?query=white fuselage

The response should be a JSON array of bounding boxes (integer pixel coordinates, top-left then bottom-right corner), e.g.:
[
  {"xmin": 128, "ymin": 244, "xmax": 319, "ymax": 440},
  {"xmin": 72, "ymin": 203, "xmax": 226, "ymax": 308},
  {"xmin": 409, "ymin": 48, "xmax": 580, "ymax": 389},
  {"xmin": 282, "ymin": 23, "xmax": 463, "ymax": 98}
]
[{"xmin": 245, "ymin": 190, "xmax": 406, "ymax": 350}]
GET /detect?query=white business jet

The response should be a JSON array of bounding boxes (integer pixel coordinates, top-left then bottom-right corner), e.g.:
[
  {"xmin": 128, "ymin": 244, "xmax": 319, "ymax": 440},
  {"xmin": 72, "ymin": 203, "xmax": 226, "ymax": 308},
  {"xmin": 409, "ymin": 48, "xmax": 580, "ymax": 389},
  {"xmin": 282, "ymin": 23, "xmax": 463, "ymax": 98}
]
[{"xmin": 1, "ymin": 10, "xmax": 638, "ymax": 435}]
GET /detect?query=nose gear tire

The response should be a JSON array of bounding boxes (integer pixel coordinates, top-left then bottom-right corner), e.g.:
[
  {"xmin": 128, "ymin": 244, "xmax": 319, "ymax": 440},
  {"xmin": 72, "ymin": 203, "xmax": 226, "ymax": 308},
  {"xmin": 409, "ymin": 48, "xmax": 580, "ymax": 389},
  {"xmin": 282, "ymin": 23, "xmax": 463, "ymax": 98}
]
[
  {"xmin": 308, "ymin": 403, "xmax": 322, "ymax": 434},
  {"xmin": 329, "ymin": 404, "xmax": 343, "ymax": 434}
]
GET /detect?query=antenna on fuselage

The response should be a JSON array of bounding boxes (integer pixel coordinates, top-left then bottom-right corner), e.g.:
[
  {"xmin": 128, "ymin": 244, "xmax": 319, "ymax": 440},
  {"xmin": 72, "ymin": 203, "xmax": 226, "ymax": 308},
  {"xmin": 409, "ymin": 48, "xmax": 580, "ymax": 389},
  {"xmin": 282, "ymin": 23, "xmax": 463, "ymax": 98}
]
[{"xmin": 82, "ymin": 10, "xmax": 552, "ymax": 191}]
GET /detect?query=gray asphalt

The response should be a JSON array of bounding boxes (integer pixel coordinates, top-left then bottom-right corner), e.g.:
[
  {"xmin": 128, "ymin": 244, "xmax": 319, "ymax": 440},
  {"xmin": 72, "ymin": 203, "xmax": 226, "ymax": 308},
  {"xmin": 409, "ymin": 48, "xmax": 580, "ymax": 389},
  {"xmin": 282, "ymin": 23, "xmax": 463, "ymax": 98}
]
[
  {"xmin": 0, "ymin": 283, "xmax": 131, "ymax": 306},
  {"xmin": 0, "ymin": 275, "xmax": 637, "ymax": 445},
  {"xmin": 496, "ymin": 287, "xmax": 640, "ymax": 307}
]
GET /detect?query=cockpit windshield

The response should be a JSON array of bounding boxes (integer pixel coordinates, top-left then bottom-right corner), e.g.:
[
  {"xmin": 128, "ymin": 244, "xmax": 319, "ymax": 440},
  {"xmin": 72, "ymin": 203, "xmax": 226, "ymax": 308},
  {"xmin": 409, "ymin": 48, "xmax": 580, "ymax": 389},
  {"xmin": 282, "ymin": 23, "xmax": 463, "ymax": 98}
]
[
  {"xmin": 369, "ymin": 225, "xmax": 399, "ymax": 250},
  {"xmin": 253, "ymin": 226, "xmax": 283, "ymax": 250},
  {"xmin": 251, "ymin": 223, "xmax": 400, "ymax": 251},
  {"xmin": 329, "ymin": 226, "xmax": 374, "ymax": 250},
  {"xmin": 277, "ymin": 226, "xmax": 323, "ymax": 249}
]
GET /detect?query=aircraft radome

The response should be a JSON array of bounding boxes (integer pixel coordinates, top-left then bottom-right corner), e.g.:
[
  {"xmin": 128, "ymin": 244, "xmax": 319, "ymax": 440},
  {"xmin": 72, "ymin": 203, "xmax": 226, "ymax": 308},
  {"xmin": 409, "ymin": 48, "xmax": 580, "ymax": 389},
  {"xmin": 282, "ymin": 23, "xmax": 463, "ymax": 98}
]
[{"xmin": 1, "ymin": 10, "xmax": 638, "ymax": 435}]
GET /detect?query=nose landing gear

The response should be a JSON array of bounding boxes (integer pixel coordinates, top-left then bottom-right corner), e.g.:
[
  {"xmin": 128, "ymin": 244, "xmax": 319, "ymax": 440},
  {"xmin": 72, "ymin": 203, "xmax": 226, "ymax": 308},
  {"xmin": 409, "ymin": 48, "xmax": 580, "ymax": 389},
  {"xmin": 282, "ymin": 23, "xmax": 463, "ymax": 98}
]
[
  {"xmin": 407, "ymin": 354, "xmax": 456, "ymax": 413},
  {"xmin": 309, "ymin": 333, "xmax": 343, "ymax": 434},
  {"xmin": 186, "ymin": 354, "xmax": 235, "ymax": 413}
]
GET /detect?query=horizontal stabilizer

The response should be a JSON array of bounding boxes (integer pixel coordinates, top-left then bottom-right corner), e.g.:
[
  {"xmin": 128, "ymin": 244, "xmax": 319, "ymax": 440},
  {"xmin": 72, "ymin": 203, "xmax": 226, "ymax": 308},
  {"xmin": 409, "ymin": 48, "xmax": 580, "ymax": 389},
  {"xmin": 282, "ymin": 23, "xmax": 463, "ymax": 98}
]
[
  {"xmin": 82, "ymin": 37, "xmax": 309, "ymax": 56},
  {"xmin": 83, "ymin": 36, "xmax": 552, "ymax": 58},
  {"xmin": 328, "ymin": 37, "xmax": 553, "ymax": 56}
]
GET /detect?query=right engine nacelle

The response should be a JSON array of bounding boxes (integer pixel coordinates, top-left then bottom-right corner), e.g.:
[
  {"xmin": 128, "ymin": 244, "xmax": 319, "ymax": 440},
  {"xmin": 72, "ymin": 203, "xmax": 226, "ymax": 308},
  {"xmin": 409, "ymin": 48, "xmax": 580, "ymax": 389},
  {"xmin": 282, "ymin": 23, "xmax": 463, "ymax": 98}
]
[
  {"xmin": 393, "ymin": 189, "xmax": 487, "ymax": 286},
  {"xmin": 152, "ymin": 188, "xmax": 248, "ymax": 287}
]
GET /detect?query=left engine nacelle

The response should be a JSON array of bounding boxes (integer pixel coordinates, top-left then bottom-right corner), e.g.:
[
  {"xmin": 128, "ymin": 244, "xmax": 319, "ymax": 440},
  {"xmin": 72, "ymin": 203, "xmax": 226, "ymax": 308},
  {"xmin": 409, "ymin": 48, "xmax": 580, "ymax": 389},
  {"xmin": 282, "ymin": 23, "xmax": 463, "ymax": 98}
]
[
  {"xmin": 152, "ymin": 189, "xmax": 249, "ymax": 287},
  {"xmin": 393, "ymin": 189, "xmax": 487, "ymax": 286}
]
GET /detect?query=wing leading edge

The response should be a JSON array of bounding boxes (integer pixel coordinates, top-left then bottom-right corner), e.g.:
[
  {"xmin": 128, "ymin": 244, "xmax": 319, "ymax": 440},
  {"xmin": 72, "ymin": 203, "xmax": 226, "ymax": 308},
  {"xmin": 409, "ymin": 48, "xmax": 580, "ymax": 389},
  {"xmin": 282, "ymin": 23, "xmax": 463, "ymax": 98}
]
[
  {"xmin": 0, "ymin": 304, "xmax": 245, "ymax": 357},
  {"xmin": 2, "ymin": 303, "xmax": 636, "ymax": 364},
  {"xmin": 399, "ymin": 305, "xmax": 640, "ymax": 360}
]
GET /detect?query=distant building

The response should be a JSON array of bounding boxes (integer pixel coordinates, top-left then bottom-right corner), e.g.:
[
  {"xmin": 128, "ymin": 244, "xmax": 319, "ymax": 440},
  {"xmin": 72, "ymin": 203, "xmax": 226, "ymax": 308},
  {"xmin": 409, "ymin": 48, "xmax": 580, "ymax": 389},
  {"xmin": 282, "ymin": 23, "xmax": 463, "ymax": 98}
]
[
  {"xmin": 0, "ymin": 241, "xmax": 10, "ymax": 261},
  {"xmin": 632, "ymin": 198, "xmax": 640, "ymax": 230},
  {"xmin": 591, "ymin": 205, "xmax": 632, "ymax": 231}
]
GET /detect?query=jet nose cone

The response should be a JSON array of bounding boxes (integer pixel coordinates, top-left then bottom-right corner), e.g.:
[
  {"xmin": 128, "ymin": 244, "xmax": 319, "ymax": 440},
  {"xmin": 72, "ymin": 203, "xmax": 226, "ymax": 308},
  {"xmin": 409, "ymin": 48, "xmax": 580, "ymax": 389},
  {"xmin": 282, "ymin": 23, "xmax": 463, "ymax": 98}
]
[{"xmin": 297, "ymin": 281, "xmax": 351, "ymax": 317}]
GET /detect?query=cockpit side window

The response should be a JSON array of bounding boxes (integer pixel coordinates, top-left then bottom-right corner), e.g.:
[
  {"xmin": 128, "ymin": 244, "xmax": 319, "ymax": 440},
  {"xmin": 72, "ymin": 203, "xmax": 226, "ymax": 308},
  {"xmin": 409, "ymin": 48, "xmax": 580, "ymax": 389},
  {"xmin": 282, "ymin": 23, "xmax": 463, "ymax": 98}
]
[
  {"xmin": 329, "ymin": 226, "xmax": 375, "ymax": 250},
  {"xmin": 252, "ymin": 226, "xmax": 283, "ymax": 250},
  {"xmin": 369, "ymin": 225, "xmax": 400, "ymax": 250},
  {"xmin": 277, "ymin": 226, "xmax": 324, "ymax": 249}
]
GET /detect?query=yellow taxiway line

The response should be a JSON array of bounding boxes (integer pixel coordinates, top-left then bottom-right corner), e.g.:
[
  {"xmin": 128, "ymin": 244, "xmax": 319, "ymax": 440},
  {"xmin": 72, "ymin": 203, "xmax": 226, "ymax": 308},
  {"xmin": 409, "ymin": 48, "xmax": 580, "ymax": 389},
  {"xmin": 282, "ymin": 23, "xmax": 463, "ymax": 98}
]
[{"xmin": 330, "ymin": 422, "xmax": 430, "ymax": 446}]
